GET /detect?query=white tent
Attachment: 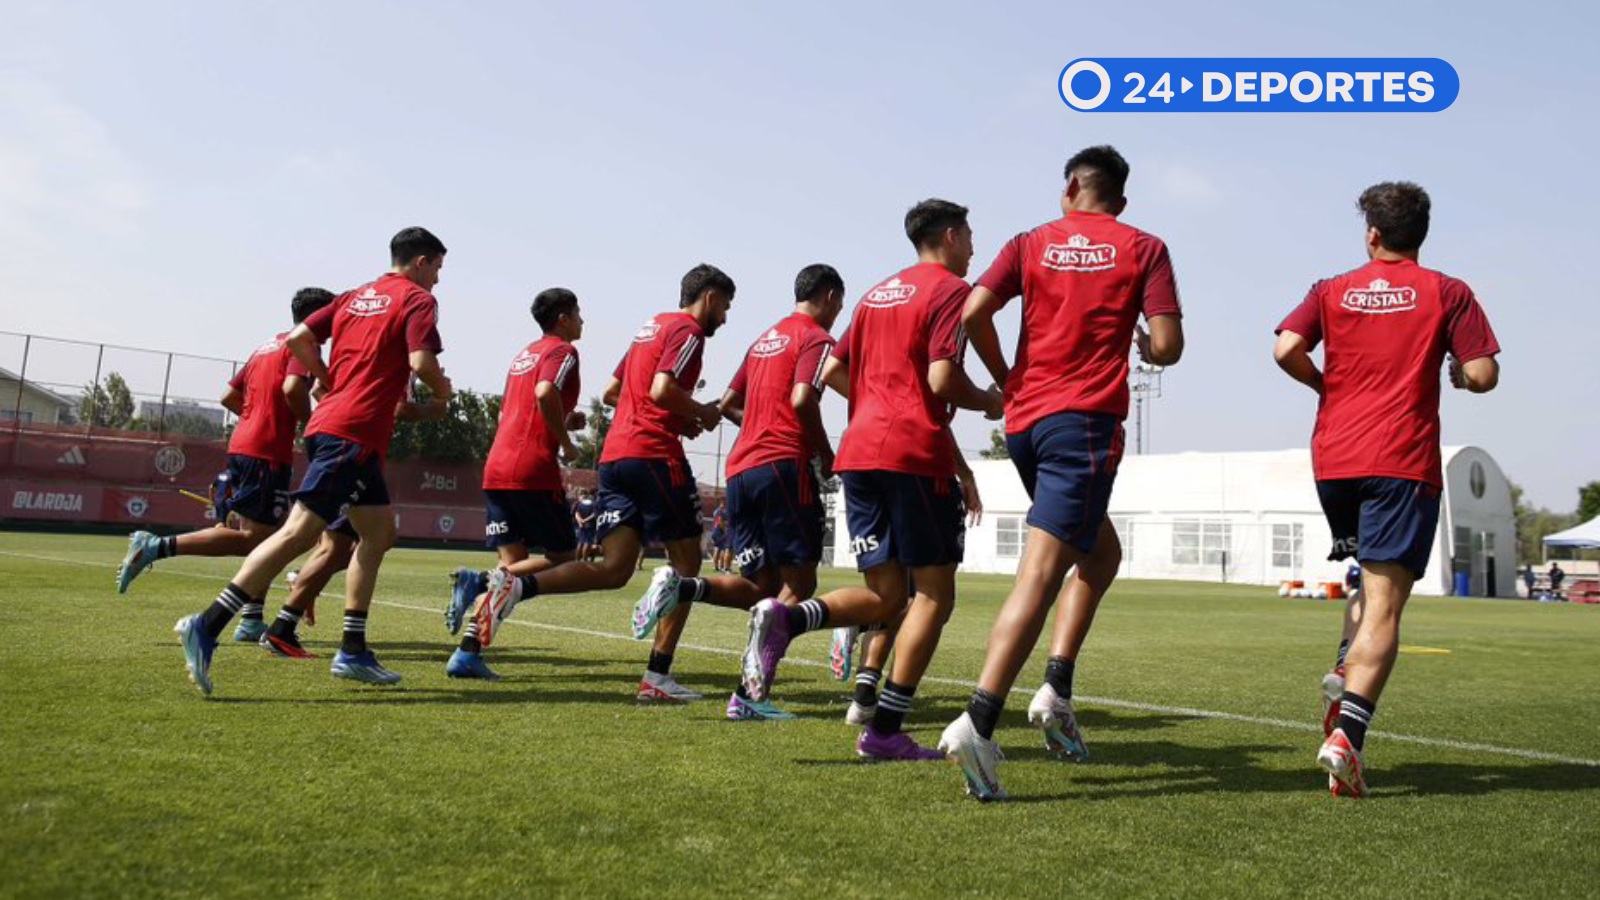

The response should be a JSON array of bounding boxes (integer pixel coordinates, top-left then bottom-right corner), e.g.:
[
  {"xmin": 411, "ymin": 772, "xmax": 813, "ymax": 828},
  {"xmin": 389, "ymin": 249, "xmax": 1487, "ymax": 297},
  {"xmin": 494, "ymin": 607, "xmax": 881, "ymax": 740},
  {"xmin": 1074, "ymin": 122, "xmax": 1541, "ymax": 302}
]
[{"xmin": 1543, "ymin": 516, "xmax": 1600, "ymax": 550}]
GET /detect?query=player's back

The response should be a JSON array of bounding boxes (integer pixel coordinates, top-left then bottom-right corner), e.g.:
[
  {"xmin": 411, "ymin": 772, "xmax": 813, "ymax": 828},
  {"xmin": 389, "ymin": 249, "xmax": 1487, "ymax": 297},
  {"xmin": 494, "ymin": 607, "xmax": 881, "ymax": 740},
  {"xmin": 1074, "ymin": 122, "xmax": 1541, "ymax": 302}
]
[
  {"xmin": 228, "ymin": 333, "xmax": 300, "ymax": 466},
  {"xmin": 602, "ymin": 312, "xmax": 704, "ymax": 465},
  {"xmin": 484, "ymin": 335, "xmax": 580, "ymax": 490},
  {"xmin": 725, "ymin": 312, "xmax": 834, "ymax": 477}
]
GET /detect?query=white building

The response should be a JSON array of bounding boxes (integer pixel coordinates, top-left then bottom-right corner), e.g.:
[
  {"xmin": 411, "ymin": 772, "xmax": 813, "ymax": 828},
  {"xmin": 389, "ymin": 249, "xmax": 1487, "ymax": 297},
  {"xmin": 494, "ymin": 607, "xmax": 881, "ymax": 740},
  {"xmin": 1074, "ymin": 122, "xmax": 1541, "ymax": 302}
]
[{"xmin": 829, "ymin": 446, "xmax": 1516, "ymax": 598}]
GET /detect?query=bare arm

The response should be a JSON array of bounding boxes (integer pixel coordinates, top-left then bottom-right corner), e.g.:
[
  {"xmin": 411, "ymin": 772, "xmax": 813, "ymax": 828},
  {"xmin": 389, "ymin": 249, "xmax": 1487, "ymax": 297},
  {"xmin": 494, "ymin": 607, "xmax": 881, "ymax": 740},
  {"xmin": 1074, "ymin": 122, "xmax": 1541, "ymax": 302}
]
[
  {"xmin": 821, "ymin": 356, "xmax": 850, "ymax": 400},
  {"xmin": 601, "ymin": 377, "xmax": 622, "ymax": 408},
  {"xmin": 536, "ymin": 381, "xmax": 579, "ymax": 461},
  {"xmin": 1137, "ymin": 314, "xmax": 1185, "ymax": 367},
  {"xmin": 281, "ymin": 375, "xmax": 312, "ymax": 422},
  {"xmin": 409, "ymin": 349, "xmax": 452, "ymax": 401},
  {"xmin": 929, "ymin": 359, "xmax": 1003, "ymax": 419},
  {"xmin": 791, "ymin": 383, "xmax": 834, "ymax": 478},
  {"xmin": 649, "ymin": 372, "xmax": 720, "ymax": 431},
  {"xmin": 950, "ymin": 430, "xmax": 982, "ymax": 526},
  {"xmin": 285, "ymin": 325, "xmax": 331, "ymax": 388},
  {"xmin": 1451, "ymin": 355, "xmax": 1500, "ymax": 393},
  {"xmin": 963, "ymin": 286, "xmax": 1011, "ymax": 388},
  {"xmin": 1273, "ymin": 330, "xmax": 1323, "ymax": 395},
  {"xmin": 220, "ymin": 386, "xmax": 244, "ymax": 416},
  {"xmin": 719, "ymin": 388, "xmax": 745, "ymax": 427}
]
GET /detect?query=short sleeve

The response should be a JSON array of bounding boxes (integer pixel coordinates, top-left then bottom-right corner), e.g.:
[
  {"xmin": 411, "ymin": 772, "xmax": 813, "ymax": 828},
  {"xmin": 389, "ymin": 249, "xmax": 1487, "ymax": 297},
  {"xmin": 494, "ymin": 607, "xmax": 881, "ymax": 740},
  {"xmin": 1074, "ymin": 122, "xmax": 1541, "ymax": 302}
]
[
  {"xmin": 1133, "ymin": 234, "xmax": 1183, "ymax": 319},
  {"xmin": 926, "ymin": 279, "xmax": 972, "ymax": 363},
  {"xmin": 538, "ymin": 343, "xmax": 578, "ymax": 389},
  {"xmin": 794, "ymin": 334, "xmax": 834, "ymax": 390},
  {"xmin": 228, "ymin": 362, "xmax": 249, "ymax": 392},
  {"xmin": 303, "ymin": 301, "xmax": 338, "ymax": 343},
  {"xmin": 285, "ymin": 356, "xmax": 310, "ymax": 379},
  {"xmin": 405, "ymin": 295, "xmax": 442, "ymax": 353},
  {"xmin": 1276, "ymin": 283, "xmax": 1324, "ymax": 349},
  {"xmin": 975, "ymin": 233, "xmax": 1027, "ymax": 305},
  {"xmin": 1441, "ymin": 277, "xmax": 1501, "ymax": 363},
  {"xmin": 727, "ymin": 358, "xmax": 749, "ymax": 395},
  {"xmin": 830, "ymin": 325, "xmax": 852, "ymax": 366},
  {"xmin": 656, "ymin": 321, "xmax": 704, "ymax": 381}
]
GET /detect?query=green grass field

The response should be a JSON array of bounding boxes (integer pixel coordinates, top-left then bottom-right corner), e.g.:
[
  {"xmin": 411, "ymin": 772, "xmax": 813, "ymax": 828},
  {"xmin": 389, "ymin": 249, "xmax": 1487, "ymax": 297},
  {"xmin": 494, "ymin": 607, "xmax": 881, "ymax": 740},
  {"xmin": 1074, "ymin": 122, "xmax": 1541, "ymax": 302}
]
[{"xmin": 2, "ymin": 532, "xmax": 1597, "ymax": 899}]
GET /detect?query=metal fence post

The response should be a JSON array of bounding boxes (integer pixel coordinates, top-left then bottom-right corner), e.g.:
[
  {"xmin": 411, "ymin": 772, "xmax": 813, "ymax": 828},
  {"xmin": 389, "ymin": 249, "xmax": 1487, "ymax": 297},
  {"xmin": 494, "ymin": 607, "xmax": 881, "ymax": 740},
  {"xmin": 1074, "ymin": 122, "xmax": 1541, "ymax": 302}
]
[
  {"xmin": 11, "ymin": 334, "xmax": 29, "ymax": 433},
  {"xmin": 157, "ymin": 351, "xmax": 173, "ymax": 437},
  {"xmin": 87, "ymin": 343, "xmax": 105, "ymax": 435}
]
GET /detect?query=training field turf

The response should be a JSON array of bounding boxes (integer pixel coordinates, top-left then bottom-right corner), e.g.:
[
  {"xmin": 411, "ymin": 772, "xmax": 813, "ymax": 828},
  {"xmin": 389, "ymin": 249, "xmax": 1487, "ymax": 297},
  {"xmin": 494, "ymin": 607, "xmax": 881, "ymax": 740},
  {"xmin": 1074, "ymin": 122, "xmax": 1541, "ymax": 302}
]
[{"xmin": 2, "ymin": 532, "xmax": 1597, "ymax": 899}]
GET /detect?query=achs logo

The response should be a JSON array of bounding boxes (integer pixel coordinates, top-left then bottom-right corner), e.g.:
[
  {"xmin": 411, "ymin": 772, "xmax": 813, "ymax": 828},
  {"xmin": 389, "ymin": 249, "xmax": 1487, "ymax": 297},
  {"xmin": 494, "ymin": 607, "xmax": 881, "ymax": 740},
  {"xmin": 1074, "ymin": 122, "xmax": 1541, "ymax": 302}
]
[
  {"xmin": 509, "ymin": 348, "xmax": 540, "ymax": 375},
  {"xmin": 863, "ymin": 278, "xmax": 916, "ymax": 308},
  {"xmin": 347, "ymin": 288, "xmax": 393, "ymax": 317},
  {"xmin": 1042, "ymin": 234, "xmax": 1117, "ymax": 272},
  {"xmin": 632, "ymin": 321, "xmax": 661, "ymax": 343},
  {"xmin": 750, "ymin": 329, "xmax": 791, "ymax": 358},
  {"xmin": 1341, "ymin": 279, "xmax": 1417, "ymax": 314}
]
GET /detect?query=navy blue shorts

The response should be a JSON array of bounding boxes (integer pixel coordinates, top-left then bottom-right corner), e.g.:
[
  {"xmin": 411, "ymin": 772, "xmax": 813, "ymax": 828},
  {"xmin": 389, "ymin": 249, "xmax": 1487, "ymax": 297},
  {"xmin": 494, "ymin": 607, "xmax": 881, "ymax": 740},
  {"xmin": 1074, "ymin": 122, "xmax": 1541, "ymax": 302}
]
[
  {"xmin": 484, "ymin": 488, "xmax": 578, "ymax": 553},
  {"xmin": 711, "ymin": 527, "xmax": 730, "ymax": 550},
  {"xmin": 327, "ymin": 515, "xmax": 358, "ymax": 540},
  {"xmin": 595, "ymin": 458, "xmax": 703, "ymax": 545},
  {"xmin": 841, "ymin": 470, "xmax": 964, "ymax": 571},
  {"xmin": 727, "ymin": 460, "xmax": 825, "ymax": 577},
  {"xmin": 1006, "ymin": 412, "xmax": 1124, "ymax": 554},
  {"xmin": 1316, "ymin": 477, "xmax": 1441, "ymax": 579},
  {"xmin": 292, "ymin": 434, "xmax": 390, "ymax": 524},
  {"xmin": 218, "ymin": 454, "xmax": 291, "ymax": 526},
  {"xmin": 577, "ymin": 526, "xmax": 597, "ymax": 544}
]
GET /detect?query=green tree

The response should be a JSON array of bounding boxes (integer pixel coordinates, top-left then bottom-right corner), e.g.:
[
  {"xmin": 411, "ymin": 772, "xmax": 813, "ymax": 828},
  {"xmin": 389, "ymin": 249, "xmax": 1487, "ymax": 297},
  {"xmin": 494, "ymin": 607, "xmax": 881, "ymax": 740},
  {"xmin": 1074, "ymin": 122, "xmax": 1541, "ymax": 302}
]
[
  {"xmin": 77, "ymin": 371, "xmax": 135, "ymax": 428},
  {"xmin": 1512, "ymin": 480, "xmax": 1578, "ymax": 563},
  {"xmin": 1578, "ymin": 481, "xmax": 1600, "ymax": 524},
  {"xmin": 980, "ymin": 427, "xmax": 1010, "ymax": 460},
  {"xmin": 389, "ymin": 387, "xmax": 502, "ymax": 463},
  {"xmin": 570, "ymin": 397, "xmax": 611, "ymax": 470}
]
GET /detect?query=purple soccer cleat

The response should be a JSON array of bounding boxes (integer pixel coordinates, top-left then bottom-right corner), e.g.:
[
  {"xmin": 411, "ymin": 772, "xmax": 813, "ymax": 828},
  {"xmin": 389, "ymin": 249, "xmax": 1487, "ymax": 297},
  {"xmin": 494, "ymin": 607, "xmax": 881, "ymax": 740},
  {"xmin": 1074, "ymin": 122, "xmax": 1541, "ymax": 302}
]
[
  {"xmin": 740, "ymin": 598, "xmax": 792, "ymax": 702},
  {"xmin": 856, "ymin": 727, "xmax": 944, "ymax": 762}
]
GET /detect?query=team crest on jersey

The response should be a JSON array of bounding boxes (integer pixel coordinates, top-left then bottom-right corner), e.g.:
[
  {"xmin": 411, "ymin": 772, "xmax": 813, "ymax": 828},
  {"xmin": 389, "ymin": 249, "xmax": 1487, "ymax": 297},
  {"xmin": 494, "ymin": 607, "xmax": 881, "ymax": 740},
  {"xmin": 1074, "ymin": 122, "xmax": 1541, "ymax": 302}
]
[
  {"xmin": 347, "ymin": 288, "xmax": 393, "ymax": 317},
  {"xmin": 1041, "ymin": 234, "xmax": 1117, "ymax": 272},
  {"xmin": 1341, "ymin": 279, "xmax": 1417, "ymax": 314},
  {"xmin": 632, "ymin": 321, "xmax": 661, "ymax": 343},
  {"xmin": 509, "ymin": 347, "xmax": 540, "ymax": 375},
  {"xmin": 863, "ymin": 278, "xmax": 916, "ymax": 308},
  {"xmin": 252, "ymin": 337, "xmax": 284, "ymax": 357},
  {"xmin": 750, "ymin": 329, "xmax": 791, "ymax": 358}
]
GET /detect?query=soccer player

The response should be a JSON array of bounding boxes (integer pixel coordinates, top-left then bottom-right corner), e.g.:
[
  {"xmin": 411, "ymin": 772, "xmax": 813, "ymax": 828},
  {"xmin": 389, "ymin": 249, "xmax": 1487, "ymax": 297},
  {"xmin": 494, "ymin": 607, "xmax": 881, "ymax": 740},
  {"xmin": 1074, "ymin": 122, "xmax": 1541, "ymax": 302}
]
[
  {"xmin": 709, "ymin": 501, "xmax": 732, "ymax": 573},
  {"xmin": 774, "ymin": 198, "xmax": 1001, "ymax": 760},
  {"xmin": 442, "ymin": 288, "xmax": 588, "ymax": 680},
  {"xmin": 939, "ymin": 146, "xmax": 1184, "ymax": 800},
  {"xmin": 1273, "ymin": 181, "xmax": 1499, "ymax": 798},
  {"xmin": 173, "ymin": 226, "xmax": 453, "ymax": 695},
  {"xmin": 117, "ymin": 288, "xmax": 336, "ymax": 642},
  {"xmin": 574, "ymin": 490, "xmax": 599, "ymax": 562},
  {"xmin": 467, "ymin": 264, "xmax": 745, "ymax": 702}
]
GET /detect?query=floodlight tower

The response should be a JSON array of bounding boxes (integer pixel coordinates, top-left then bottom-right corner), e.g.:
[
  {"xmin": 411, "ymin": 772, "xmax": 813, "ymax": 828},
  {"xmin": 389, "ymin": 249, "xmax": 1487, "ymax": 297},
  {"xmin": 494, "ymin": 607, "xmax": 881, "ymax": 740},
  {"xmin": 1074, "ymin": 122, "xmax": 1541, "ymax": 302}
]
[{"xmin": 1130, "ymin": 364, "xmax": 1163, "ymax": 454}]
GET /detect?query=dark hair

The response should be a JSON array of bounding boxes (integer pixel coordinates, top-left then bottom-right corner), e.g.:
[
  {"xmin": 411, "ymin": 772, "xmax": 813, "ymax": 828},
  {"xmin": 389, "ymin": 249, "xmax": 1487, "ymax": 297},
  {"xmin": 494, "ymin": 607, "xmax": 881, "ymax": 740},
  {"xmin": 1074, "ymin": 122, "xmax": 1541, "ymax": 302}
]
[
  {"xmin": 904, "ymin": 199, "xmax": 970, "ymax": 251},
  {"xmin": 793, "ymin": 263, "xmax": 844, "ymax": 303},
  {"xmin": 531, "ymin": 287, "xmax": 580, "ymax": 332},
  {"xmin": 1357, "ymin": 181, "xmax": 1430, "ymax": 253},
  {"xmin": 680, "ymin": 263, "xmax": 736, "ymax": 308},
  {"xmin": 1064, "ymin": 145, "xmax": 1130, "ymax": 199},
  {"xmin": 290, "ymin": 287, "xmax": 336, "ymax": 324},
  {"xmin": 390, "ymin": 226, "xmax": 448, "ymax": 265}
]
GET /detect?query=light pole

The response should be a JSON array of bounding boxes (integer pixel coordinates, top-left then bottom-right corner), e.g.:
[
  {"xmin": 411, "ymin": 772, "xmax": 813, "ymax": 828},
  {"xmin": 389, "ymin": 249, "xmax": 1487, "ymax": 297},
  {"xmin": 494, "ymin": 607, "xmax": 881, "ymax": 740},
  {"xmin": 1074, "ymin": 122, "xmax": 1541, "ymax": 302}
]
[{"xmin": 1131, "ymin": 364, "xmax": 1163, "ymax": 454}]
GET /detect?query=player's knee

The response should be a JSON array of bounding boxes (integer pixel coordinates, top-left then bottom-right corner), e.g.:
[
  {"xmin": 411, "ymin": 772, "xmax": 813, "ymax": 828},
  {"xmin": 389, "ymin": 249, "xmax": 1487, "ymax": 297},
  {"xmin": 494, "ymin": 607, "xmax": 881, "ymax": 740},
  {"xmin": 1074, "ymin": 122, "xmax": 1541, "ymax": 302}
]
[{"xmin": 598, "ymin": 557, "xmax": 634, "ymax": 590}]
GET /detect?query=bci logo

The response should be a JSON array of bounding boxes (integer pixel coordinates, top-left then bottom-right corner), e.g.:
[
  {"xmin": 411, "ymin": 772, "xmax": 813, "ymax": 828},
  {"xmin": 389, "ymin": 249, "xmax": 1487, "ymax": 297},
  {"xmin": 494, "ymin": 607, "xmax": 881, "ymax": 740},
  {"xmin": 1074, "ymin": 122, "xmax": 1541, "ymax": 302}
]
[{"xmin": 420, "ymin": 471, "xmax": 457, "ymax": 491}]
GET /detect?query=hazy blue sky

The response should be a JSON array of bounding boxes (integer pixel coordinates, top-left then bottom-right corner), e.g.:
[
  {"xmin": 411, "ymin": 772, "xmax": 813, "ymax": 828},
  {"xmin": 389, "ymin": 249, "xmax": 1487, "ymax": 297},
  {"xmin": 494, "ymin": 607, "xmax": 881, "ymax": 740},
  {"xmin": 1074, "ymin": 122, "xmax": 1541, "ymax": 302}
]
[{"xmin": 2, "ymin": 1, "xmax": 1594, "ymax": 509}]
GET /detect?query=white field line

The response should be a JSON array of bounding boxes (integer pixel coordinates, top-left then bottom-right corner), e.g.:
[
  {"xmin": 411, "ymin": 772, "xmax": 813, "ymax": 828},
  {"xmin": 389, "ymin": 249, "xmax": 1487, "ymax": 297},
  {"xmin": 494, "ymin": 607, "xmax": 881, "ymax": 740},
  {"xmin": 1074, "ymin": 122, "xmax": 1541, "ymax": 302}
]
[{"xmin": 7, "ymin": 548, "xmax": 1599, "ymax": 769}]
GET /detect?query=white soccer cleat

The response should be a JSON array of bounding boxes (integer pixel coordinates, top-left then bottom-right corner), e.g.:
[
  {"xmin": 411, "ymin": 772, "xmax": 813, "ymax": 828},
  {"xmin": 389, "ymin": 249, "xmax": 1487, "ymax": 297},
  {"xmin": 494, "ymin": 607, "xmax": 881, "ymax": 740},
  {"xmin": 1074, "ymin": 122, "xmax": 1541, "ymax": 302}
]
[
  {"xmin": 631, "ymin": 567, "xmax": 682, "ymax": 639},
  {"xmin": 637, "ymin": 672, "xmax": 702, "ymax": 703},
  {"xmin": 1028, "ymin": 683, "xmax": 1089, "ymax": 761},
  {"xmin": 938, "ymin": 713, "xmax": 1006, "ymax": 801},
  {"xmin": 473, "ymin": 567, "xmax": 522, "ymax": 649},
  {"xmin": 845, "ymin": 701, "xmax": 876, "ymax": 726}
]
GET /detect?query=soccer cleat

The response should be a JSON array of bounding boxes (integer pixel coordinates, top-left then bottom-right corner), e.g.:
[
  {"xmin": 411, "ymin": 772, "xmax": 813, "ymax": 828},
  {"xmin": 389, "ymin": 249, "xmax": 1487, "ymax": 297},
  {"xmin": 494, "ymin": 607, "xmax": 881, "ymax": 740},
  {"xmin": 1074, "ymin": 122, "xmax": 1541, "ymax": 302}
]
[
  {"xmin": 726, "ymin": 692, "xmax": 797, "ymax": 721},
  {"xmin": 445, "ymin": 648, "xmax": 501, "ymax": 681},
  {"xmin": 117, "ymin": 531, "xmax": 161, "ymax": 594},
  {"xmin": 174, "ymin": 614, "xmax": 216, "ymax": 696},
  {"xmin": 1320, "ymin": 665, "xmax": 1346, "ymax": 736},
  {"xmin": 473, "ymin": 568, "xmax": 521, "ymax": 649},
  {"xmin": 446, "ymin": 568, "xmax": 485, "ymax": 636},
  {"xmin": 845, "ymin": 701, "xmax": 877, "ymax": 726},
  {"xmin": 1317, "ymin": 728, "xmax": 1367, "ymax": 799},
  {"xmin": 1028, "ymin": 683, "xmax": 1090, "ymax": 761},
  {"xmin": 330, "ymin": 650, "xmax": 402, "ymax": 685},
  {"xmin": 741, "ymin": 598, "xmax": 791, "ymax": 702},
  {"xmin": 232, "ymin": 619, "xmax": 268, "ymax": 643},
  {"xmin": 939, "ymin": 713, "xmax": 1007, "ymax": 801},
  {"xmin": 631, "ymin": 566, "xmax": 682, "ymax": 640},
  {"xmin": 856, "ymin": 727, "xmax": 944, "ymax": 762},
  {"xmin": 828, "ymin": 626, "xmax": 858, "ymax": 681},
  {"xmin": 636, "ymin": 672, "xmax": 702, "ymax": 703},
  {"xmin": 261, "ymin": 631, "xmax": 317, "ymax": 659}
]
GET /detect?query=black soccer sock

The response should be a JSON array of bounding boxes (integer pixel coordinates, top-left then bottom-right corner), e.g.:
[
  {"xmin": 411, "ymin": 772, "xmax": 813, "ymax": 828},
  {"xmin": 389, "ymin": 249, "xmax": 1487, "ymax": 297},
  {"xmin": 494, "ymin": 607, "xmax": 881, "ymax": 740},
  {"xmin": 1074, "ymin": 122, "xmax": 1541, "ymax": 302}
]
[
  {"xmin": 200, "ymin": 583, "xmax": 249, "ymax": 640},
  {"xmin": 158, "ymin": 536, "xmax": 179, "ymax": 559},
  {"xmin": 870, "ymin": 680, "xmax": 917, "ymax": 734},
  {"xmin": 241, "ymin": 598, "xmax": 266, "ymax": 622},
  {"xmin": 517, "ymin": 574, "xmax": 540, "ymax": 600},
  {"xmin": 785, "ymin": 599, "xmax": 828, "ymax": 636},
  {"xmin": 1337, "ymin": 691, "xmax": 1375, "ymax": 751},
  {"xmin": 1336, "ymin": 639, "xmax": 1350, "ymax": 669},
  {"xmin": 647, "ymin": 651, "xmax": 673, "ymax": 677},
  {"xmin": 267, "ymin": 605, "xmax": 302, "ymax": 639},
  {"xmin": 966, "ymin": 688, "xmax": 1007, "ymax": 740},
  {"xmin": 341, "ymin": 609, "xmax": 368, "ymax": 656},
  {"xmin": 676, "ymin": 577, "xmax": 707, "ymax": 606},
  {"xmin": 1045, "ymin": 655, "xmax": 1075, "ymax": 699},
  {"xmin": 853, "ymin": 667, "xmax": 882, "ymax": 707}
]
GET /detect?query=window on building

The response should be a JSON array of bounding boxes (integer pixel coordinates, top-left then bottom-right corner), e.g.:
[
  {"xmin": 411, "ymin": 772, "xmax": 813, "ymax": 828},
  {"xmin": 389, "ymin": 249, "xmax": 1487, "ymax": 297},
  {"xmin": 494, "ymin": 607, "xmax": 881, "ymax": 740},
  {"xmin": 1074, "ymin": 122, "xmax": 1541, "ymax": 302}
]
[
  {"xmin": 1272, "ymin": 523, "xmax": 1303, "ymax": 570},
  {"xmin": 1112, "ymin": 516, "xmax": 1133, "ymax": 564},
  {"xmin": 1172, "ymin": 519, "xmax": 1231, "ymax": 566},
  {"xmin": 996, "ymin": 516, "xmax": 1024, "ymax": 558},
  {"xmin": 0, "ymin": 409, "xmax": 33, "ymax": 423}
]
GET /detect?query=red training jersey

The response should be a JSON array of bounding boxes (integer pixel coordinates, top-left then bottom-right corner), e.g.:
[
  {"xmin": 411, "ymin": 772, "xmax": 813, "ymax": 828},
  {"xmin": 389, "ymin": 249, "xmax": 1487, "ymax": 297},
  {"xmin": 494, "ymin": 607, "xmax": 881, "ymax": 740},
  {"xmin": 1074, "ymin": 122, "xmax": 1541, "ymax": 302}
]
[
  {"xmin": 482, "ymin": 336, "xmax": 581, "ymax": 491},
  {"xmin": 724, "ymin": 312, "xmax": 835, "ymax": 479},
  {"xmin": 976, "ymin": 211, "xmax": 1182, "ymax": 433},
  {"xmin": 301, "ymin": 272, "xmax": 443, "ymax": 456},
  {"xmin": 832, "ymin": 262, "xmax": 968, "ymax": 479},
  {"xmin": 227, "ymin": 332, "xmax": 309, "ymax": 466},
  {"xmin": 1276, "ymin": 257, "xmax": 1500, "ymax": 487},
  {"xmin": 600, "ymin": 312, "xmax": 705, "ymax": 464}
]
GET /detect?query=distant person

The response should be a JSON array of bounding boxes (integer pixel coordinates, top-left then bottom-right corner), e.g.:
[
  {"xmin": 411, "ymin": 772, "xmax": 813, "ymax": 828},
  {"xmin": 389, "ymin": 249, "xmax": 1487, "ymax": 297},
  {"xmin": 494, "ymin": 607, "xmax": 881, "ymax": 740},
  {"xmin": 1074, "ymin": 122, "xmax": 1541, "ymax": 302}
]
[
  {"xmin": 1345, "ymin": 562, "xmax": 1362, "ymax": 597},
  {"xmin": 1549, "ymin": 562, "xmax": 1566, "ymax": 599},
  {"xmin": 1273, "ymin": 181, "xmax": 1500, "ymax": 798},
  {"xmin": 1522, "ymin": 564, "xmax": 1536, "ymax": 599},
  {"xmin": 574, "ymin": 490, "xmax": 599, "ymax": 562},
  {"xmin": 709, "ymin": 501, "xmax": 731, "ymax": 573}
]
